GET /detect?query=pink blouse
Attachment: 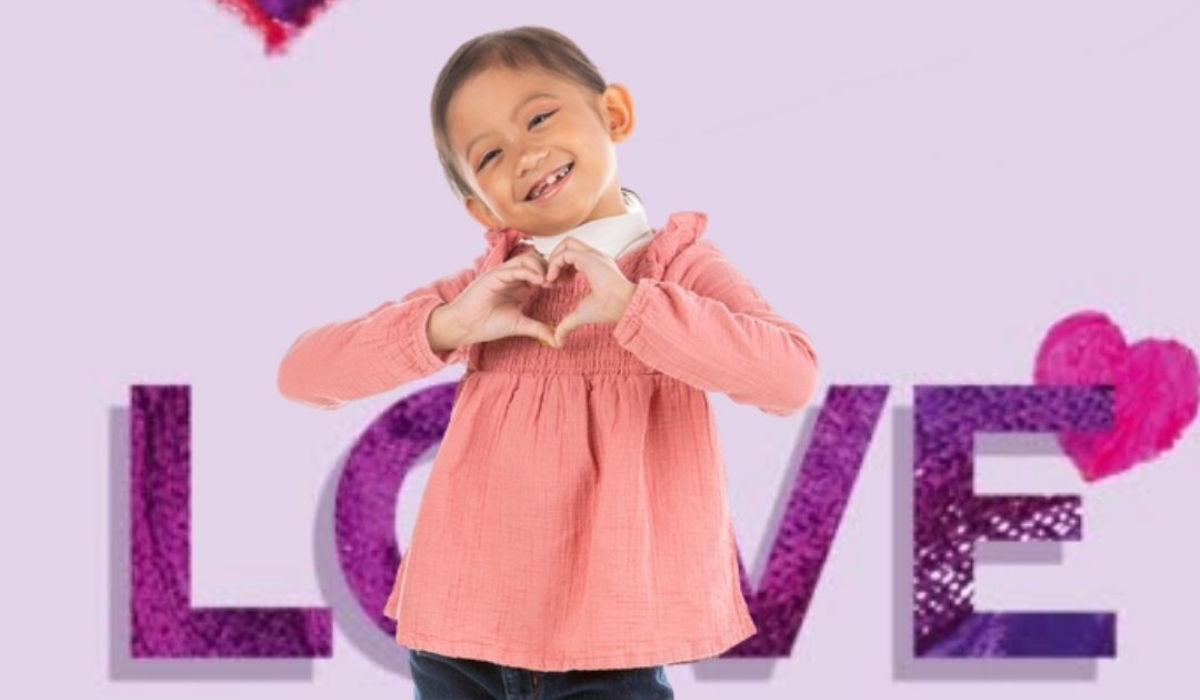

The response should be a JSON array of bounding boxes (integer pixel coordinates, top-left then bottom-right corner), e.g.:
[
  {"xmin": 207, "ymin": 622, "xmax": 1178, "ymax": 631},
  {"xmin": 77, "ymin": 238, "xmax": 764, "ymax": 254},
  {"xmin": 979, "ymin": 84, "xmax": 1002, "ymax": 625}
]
[{"xmin": 277, "ymin": 211, "xmax": 820, "ymax": 671}]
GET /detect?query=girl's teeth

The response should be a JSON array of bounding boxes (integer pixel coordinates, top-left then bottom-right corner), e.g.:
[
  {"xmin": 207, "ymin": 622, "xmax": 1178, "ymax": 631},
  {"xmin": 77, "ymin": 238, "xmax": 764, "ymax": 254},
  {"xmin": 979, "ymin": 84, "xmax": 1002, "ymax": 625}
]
[{"xmin": 531, "ymin": 165, "xmax": 569, "ymax": 199}]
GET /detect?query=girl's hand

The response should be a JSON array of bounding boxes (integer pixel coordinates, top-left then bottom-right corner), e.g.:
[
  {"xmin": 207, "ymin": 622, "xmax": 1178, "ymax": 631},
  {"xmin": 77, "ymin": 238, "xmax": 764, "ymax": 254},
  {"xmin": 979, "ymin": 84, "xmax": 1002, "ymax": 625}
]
[
  {"xmin": 441, "ymin": 249, "xmax": 558, "ymax": 347},
  {"xmin": 542, "ymin": 236, "xmax": 638, "ymax": 348}
]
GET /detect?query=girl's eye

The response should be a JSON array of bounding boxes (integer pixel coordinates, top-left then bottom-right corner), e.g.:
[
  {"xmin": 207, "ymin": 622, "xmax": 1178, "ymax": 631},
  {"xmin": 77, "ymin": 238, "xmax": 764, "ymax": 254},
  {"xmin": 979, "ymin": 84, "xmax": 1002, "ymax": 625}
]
[
  {"xmin": 528, "ymin": 109, "xmax": 557, "ymax": 128},
  {"xmin": 478, "ymin": 149, "xmax": 498, "ymax": 171},
  {"xmin": 477, "ymin": 109, "xmax": 557, "ymax": 171}
]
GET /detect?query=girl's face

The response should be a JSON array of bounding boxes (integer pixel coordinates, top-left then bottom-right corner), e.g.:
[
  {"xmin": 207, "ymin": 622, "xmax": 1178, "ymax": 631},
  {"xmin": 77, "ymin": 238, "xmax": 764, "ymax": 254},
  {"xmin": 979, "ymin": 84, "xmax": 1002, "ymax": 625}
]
[{"xmin": 445, "ymin": 64, "xmax": 635, "ymax": 238}]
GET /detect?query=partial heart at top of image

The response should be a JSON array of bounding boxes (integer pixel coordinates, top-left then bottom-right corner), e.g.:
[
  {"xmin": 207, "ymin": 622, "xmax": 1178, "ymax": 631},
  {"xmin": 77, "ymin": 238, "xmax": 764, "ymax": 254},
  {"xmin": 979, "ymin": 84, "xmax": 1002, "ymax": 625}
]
[
  {"xmin": 1034, "ymin": 310, "xmax": 1199, "ymax": 483},
  {"xmin": 213, "ymin": 0, "xmax": 339, "ymax": 55}
]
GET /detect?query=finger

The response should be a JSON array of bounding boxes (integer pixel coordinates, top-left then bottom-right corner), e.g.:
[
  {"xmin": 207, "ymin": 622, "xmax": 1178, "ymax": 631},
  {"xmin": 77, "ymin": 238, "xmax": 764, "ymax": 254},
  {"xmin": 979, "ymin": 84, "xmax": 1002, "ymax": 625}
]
[
  {"xmin": 544, "ymin": 237, "xmax": 587, "ymax": 278},
  {"xmin": 511, "ymin": 315, "xmax": 556, "ymax": 346},
  {"xmin": 503, "ymin": 250, "xmax": 545, "ymax": 273},
  {"xmin": 545, "ymin": 248, "xmax": 583, "ymax": 284},
  {"xmin": 551, "ymin": 312, "xmax": 586, "ymax": 348},
  {"xmin": 549, "ymin": 235, "xmax": 598, "ymax": 259},
  {"xmin": 545, "ymin": 235, "xmax": 580, "ymax": 264},
  {"xmin": 503, "ymin": 247, "xmax": 536, "ymax": 263},
  {"xmin": 503, "ymin": 250, "xmax": 550, "ymax": 286},
  {"xmin": 514, "ymin": 254, "xmax": 548, "ymax": 282},
  {"xmin": 525, "ymin": 254, "xmax": 551, "ymax": 284},
  {"xmin": 515, "ymin": 247, "xmax": 546, "ymax": 267},
  {"xmin": 501, "ymin": 248, "xmax": 543, "ymax": 269},
  {"xmin": 493, "ymin": 266, "xmax": 544, "ymax": 288}
]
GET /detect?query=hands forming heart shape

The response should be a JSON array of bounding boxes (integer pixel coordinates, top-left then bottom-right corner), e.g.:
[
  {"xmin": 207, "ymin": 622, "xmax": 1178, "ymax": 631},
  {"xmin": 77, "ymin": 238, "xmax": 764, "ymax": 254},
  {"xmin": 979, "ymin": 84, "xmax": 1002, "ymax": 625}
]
[{"xmin": 444, "ymin": 236, "xmax": 638, "ymax": 350}]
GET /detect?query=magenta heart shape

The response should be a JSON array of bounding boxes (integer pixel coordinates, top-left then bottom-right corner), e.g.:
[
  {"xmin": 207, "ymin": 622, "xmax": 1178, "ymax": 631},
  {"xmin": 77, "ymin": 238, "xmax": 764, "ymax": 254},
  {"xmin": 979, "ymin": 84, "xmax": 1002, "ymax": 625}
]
[
  {"xmin": 1033, "ymin": 310, "xmax": 1198, "ymax": 482},
  {"xmin": 214, "ymin": 0, "xmax": 336, "ymax": 54}
]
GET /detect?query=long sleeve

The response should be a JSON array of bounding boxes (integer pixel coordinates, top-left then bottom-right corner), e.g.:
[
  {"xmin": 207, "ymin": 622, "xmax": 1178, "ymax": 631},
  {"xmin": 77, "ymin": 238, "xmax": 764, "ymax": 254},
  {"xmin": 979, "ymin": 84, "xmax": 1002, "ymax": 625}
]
[
  {"xmin": 610, "ymin": 240, "xmax": 819, "ymax": 416},
  {"xmin": 277, "ymin": 248, "xmax": 489, "ymax": 410}
]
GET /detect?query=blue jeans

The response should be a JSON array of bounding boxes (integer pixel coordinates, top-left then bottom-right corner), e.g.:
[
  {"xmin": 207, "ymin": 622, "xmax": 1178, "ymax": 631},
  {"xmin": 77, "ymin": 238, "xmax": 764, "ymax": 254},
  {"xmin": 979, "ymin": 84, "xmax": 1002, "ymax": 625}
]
[{"xmin": 408, "ymin": 648, "xmax": 675, "ymax": 699}]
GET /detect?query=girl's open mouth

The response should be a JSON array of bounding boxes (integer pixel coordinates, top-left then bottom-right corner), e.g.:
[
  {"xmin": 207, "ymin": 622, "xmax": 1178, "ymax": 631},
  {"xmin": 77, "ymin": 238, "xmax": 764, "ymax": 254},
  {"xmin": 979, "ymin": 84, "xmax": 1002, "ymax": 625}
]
[{"xmin": 525, "ymin": 162, "xmax": 574, "ymax": 203}]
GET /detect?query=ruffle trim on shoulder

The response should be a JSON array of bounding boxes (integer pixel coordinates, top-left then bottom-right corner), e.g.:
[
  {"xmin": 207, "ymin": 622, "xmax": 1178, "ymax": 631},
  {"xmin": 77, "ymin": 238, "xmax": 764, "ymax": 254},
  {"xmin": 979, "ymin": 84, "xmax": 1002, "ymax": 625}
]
[
  {"xmin": 639, "ymin": 211, "xmax": 708, "ymax": 279},
  {"xmin": 479, "ymin": 226, "xmax": 532, "ymax": 270},
  {"xmin": 483, "ymin": 226, "xmax": 529, "ymax": 249}
]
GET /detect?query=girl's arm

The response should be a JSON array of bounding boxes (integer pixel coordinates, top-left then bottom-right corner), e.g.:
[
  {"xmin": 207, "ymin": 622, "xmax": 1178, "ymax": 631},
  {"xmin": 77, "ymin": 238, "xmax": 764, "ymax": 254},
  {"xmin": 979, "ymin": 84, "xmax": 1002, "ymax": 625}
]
[
  {"xmin": 611, "ymin": 240, "xmax": 819, "ymax": 416},
  {"xmin": 276, "ymin": 248, "xmax": 489, "ymax": 410}
]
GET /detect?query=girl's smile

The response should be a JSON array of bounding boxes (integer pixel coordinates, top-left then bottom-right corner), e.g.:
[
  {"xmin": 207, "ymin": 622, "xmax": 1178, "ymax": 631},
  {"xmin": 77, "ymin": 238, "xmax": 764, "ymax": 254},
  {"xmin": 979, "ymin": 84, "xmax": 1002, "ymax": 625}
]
[{"xmin": 525, "ymin": 161, "xmax": 574, "ymax": 203}]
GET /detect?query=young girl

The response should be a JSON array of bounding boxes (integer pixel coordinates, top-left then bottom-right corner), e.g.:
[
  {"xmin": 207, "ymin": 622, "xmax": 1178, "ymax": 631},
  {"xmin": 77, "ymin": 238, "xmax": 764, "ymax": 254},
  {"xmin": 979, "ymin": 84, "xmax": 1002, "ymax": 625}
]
[{"xmin": 278, "ymin": 25, "xmax": 819, "ymax": 699}]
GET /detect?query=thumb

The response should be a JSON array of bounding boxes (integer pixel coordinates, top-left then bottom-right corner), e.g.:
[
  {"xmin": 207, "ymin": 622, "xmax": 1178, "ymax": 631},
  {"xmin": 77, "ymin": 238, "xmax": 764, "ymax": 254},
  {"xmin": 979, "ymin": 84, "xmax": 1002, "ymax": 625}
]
[
  {"xmin": 511, "ymin": 315, "xmax": 557, "ymax": 347},
  {"xmin": 551, "ymin": 312, "xmax": 586, "ymax": 349}
]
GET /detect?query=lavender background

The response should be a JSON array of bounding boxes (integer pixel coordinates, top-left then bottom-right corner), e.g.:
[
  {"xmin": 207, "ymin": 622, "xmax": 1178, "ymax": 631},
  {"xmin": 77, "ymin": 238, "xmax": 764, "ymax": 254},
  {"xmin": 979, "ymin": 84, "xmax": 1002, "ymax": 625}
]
[{"xmin": 3, "ymin": 0, "xmax": 1198, "ymax": 696}]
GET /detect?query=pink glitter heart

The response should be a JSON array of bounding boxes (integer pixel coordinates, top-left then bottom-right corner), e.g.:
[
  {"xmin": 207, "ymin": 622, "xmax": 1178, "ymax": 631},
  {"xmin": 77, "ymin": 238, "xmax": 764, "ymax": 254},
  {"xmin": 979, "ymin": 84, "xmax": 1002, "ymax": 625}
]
[
  {"xmin": 214, "ymin": 0, "xmax": 338, "ymax": 55},
  {"xmin": 1034, "ymin": 310, "xmax": 1198, "ymax": 482}
]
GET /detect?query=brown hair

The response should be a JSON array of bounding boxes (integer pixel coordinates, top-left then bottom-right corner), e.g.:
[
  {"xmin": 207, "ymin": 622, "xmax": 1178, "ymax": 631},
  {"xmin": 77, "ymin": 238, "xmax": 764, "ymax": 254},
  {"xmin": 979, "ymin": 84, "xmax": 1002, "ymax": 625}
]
[{"xmin": 430, "ymin": 26, "xmax": 640, "ymax": 210}]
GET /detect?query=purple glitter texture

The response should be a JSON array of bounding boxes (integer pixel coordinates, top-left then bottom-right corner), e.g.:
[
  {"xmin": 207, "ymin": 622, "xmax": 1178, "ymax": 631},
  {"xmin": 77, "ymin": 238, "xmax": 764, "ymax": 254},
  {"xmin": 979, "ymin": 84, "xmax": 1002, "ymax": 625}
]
[
  {"xmin": 128, "ymin": 379, "xmax": 1118, "ymax": 661},
  {"xmin": 334, "ymin": 382, "xmax": 460, "ymax": 635},
  {"xmin": 913, "ymin": 384, "xmax": 1117, "ymax": 657},
  {"xmin": 130, "ymin": 385, "xmax": 333, "ymax": 657},
  {"xmin": 726, "ymin": 385, "xmax": 887, "ymax": 657}
]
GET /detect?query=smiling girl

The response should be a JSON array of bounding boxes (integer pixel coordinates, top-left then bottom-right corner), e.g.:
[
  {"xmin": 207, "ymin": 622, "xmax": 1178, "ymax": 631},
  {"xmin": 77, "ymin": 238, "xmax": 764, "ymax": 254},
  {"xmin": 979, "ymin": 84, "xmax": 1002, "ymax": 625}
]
[{"xmin": 278, "ymin": 25, "xmax": 819, "ymax": 699}]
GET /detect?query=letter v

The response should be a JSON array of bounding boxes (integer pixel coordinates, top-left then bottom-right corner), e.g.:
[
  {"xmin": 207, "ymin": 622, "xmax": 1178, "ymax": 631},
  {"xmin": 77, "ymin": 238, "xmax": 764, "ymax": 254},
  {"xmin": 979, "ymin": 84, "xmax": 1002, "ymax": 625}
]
[{"xmin": 725, "ymin": 385, "xmax": 889, "ymax": 658}]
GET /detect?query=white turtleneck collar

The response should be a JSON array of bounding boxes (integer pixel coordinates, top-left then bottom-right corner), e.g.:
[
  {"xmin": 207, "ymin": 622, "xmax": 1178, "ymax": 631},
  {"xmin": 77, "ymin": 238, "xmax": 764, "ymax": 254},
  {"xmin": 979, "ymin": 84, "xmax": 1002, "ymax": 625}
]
[{"xmin": 524, "ymin": 190, "xmax": 654, "ymax": 262}]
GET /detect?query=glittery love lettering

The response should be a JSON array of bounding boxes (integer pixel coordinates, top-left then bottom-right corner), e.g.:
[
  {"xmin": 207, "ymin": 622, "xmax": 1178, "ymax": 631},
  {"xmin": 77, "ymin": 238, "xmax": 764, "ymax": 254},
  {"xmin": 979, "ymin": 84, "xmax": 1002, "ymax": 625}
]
[{"xmin": 127, "ymin": 382, "xmax": 1121, "ymax": 659}]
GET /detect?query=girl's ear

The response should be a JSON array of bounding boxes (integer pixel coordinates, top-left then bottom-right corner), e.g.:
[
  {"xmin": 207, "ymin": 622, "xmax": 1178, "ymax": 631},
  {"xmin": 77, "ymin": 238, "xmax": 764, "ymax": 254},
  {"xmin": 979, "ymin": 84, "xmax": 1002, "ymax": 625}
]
[
  {"xmin": 601, "ymin": 83, "xmax": 635, "ymax": 143},
  {"xmin": 464, "ymin": 195, "xmax": 502, "ymax": 231}
]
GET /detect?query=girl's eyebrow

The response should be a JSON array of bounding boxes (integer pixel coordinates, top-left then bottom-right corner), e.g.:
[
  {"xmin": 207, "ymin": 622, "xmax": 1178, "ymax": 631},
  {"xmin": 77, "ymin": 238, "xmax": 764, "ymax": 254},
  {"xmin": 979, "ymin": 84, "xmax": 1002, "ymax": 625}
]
[{"xmin": 465, "ymin": 91, "xmax": 558, "ymax": 161}]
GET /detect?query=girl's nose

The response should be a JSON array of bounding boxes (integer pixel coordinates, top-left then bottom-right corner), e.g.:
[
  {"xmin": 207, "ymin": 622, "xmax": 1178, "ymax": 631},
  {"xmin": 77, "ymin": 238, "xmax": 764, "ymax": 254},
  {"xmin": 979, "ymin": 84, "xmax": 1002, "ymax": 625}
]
[{"xmin": 518, "ymin": 148, "xmax": 550, "ymax": 176}]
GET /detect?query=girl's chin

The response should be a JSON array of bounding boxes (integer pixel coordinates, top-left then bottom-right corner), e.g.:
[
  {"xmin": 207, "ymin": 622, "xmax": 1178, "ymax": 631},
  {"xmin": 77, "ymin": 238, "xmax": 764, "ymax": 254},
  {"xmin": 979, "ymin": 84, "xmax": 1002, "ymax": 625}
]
[{"xmin": 515, "ymin": 212, "xmax": 588, "ymax": 237}]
